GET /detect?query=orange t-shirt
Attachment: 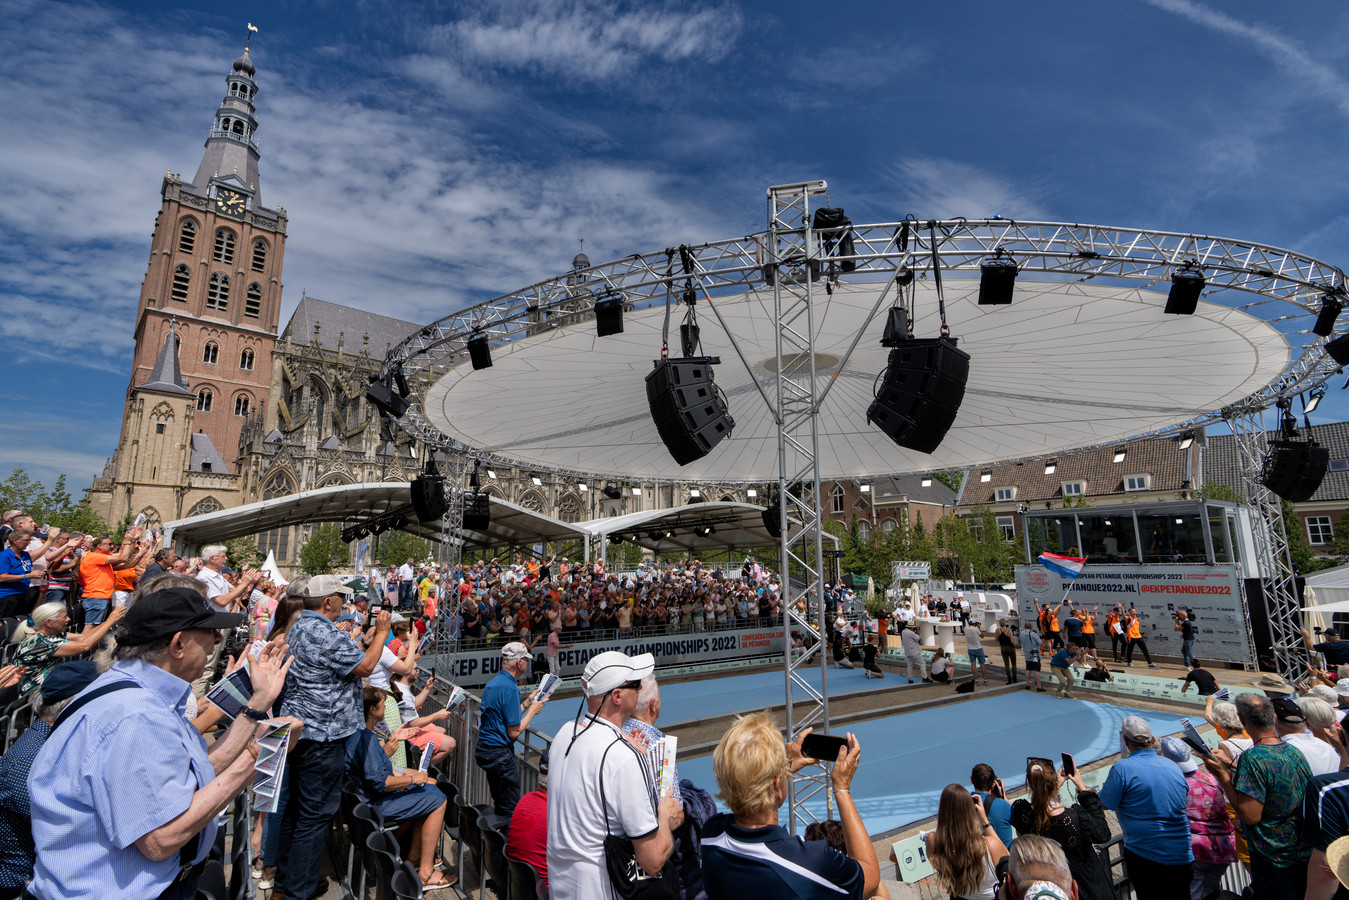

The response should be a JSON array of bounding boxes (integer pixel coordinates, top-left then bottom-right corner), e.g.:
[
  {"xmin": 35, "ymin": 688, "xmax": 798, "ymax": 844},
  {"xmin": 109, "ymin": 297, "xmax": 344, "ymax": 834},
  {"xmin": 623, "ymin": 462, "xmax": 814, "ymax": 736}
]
[
  {"xmin": 113, "ymin": 567, "xmax": 137, "ymax": 593},
  {"xmin": 1047, "ymin": 611, "xmax": 1061, "ymax": 633},
  {"xmin": 1125, "ymin": 616, "xmax": 1142, "ymax": 640},
  {"xmin": 79, "ymin": 552, "xmax": 115, "ymax": 599},
  {"xmin": 1081, "ymin": 614, "xmax": 1095, "ymax": 634}
]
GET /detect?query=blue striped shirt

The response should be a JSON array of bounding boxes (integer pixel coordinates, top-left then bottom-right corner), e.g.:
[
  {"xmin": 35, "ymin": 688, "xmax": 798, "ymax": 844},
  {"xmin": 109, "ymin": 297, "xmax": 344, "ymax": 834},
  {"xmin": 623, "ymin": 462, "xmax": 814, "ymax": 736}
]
[{"xmin": 27, "ymin": 659, "xmax": 214, "ymax": 899}]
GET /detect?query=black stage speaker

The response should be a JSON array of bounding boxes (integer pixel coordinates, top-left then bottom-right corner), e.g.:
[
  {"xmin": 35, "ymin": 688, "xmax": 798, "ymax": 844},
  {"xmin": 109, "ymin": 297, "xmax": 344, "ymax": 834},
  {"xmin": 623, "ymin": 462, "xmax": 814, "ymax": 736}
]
[
  {"xmin": 645, "ymin": 356, "xmax": 734, "ymax": 465},
  {"xmin": 410, "ymin": 474, "xmax": 447, "ymax": 521},
  {"xmin": 595, "ymin": 295, "xmax": 624, "ymax": 336},
  {"xmin": 467, "ymin": 334, "xmax": 492, "ymax": 370},
  {"xmin": 365, "ymin": 380, "xmax": 410, "ymax": 419},
  {"xmin": 762, "ymin": 506, "xmax": 782, "ymax": 538},
  {"xmin": 463, "ymin": 493, "xmax": 491, "ymax": 531},
  {"xmin": 1260, "ymin": 440, "xmax": 1329, "ymax": 503},
  {"xmin": 1327, "ymin": 333, "xmax": 1349, "ymax": 366},
  {"xmin": 866, "ymin": 337, "xmax": 970, "ymax": 454}
]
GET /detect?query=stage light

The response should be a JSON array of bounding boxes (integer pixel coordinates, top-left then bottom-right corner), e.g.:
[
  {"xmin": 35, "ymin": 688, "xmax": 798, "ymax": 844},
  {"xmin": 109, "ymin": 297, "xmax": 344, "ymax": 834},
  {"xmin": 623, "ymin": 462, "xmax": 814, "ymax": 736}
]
[
  {"xmin": 609, "ymin": 533, "xmax": 624, "ymax": 544},
  {"xmin": 365, "ymin": 377, "xmax": 410, "ymax": 419},
  {"xmin": 690, "ymin": 489, "xmax": 701, "ymax": 498},
  {"xmin": 978, "ymin": 249, "xmax": 1018, "ymax": 305},
  {"xmin": 1306, "ymin": 388, "xmax": 1325, "ymax": 414},
  {"xmin": 1044, "ymin": 461, "xmax": 1057, "ymax": 475},
  {"xmin": 487, "ymin": 469, "xmax": 497, "ymax": 480},
  {"xmin": 980, "ymin": 471, "xmax": 991, "ymax": 483},
  {"xmin": 603, "ymin": 485, "xmax": 622, "ymax": 500},
  {"xmin": 746, "ymin": 488, "xmax": 757, "ymax": 498},
  {"xmin": 578, "ymin": 483, "xmax": 588, "ymax": 492},
  {"xmin": 1315, "ymin": 295, "xmax": 1343, "ymax": 337},
  {"xmin": 921, "ymin": 477, "xmax": 932, "ymax": 487},
  {"xmin": 698, "ymin": 525, "xmax": 715, "ymax": 536},
  {"xmin": 1113, "ymin": 448, "xmax": 1127, "ymax": 463},
  {"xmin": 595, "ymin": 292, "xmax": 624, "ymax": 336},
  {"xmin": 531, "ymin": 475, "xmax": 543, "ymax": 486},
  {"xmin": 1165, "ymin": 263, "xmax": 1205, "ymax": 315},
  {"xmin": 467, "ymin": 333, "xmax": 492, "ymax": 370},
  {"xmin": 631, "ymin": 487, "xmax": 642, "ymax": 496},
  {"xmin": 1178, "ymin": 432, "xmax": 1195, "ymax": 450},
  {"xmin": 860, "ymin": 484, "xmax": 871, "ymax": 493},
  {"xmin": 1328, "ymin": 333, "xmax": 1349, "ymax": 365},
  {"xmin": 648, "ymin": 530, "xmax": 663, "ymax": 542}
]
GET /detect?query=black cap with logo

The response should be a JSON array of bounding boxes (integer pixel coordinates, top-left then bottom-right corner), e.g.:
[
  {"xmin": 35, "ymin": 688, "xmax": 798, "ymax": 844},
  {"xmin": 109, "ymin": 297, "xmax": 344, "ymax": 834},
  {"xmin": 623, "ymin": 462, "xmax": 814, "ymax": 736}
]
[{"xmin": 119, "ymin": 586, "xmax": 246, "ymax": 645}]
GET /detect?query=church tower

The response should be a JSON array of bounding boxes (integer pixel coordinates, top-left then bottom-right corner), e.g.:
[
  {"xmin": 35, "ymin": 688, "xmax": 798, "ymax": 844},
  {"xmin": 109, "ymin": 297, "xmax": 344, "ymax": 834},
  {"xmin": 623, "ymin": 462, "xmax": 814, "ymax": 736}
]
[{"xmin": 92, "ymin": 40, "xmax": 285, "ymax": 526}]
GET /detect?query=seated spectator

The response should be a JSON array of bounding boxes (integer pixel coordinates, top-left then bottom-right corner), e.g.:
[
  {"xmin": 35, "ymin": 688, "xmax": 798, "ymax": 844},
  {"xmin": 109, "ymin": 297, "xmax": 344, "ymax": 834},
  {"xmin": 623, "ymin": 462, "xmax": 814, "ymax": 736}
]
[
  {"xmin": 0, "ymin": 661, "xmax": 85, "ymax": 897},
  {"xmin": 970, "ymin": 763, "xmax": 1015, "ymax": 849},
  {"xmin": 346, "ymin": 687, "xmax": 453, "ymax": 890},
  {"xmin": 1001, "ymin": 834, "xmax": 1076, "ymax": 900},
  {"xmin": 1156, "ymin": 737, "xmax": 1236, "ymax": 900},
  {"xmin": 1008, "ymin": 758, "xmax": 1110, "ymax": 900},
  {"xmin": 1180, "ymin": 660, "xmax": 1219, "ymax": 697},
  {"xmin": 506, "ymin": 746, "xmax": 549, "ymax": 894},
  {"xmin": 15, "ymin": 600, "xmax": 125, "ymax": 698},
  {"xmin": 702, "ymin": 714, "xmax": 879, "ymax": 899},
  {"xmin": 926, "ymin": 783, "xmax": 1008, "ymax": 900},
  {"xmin": 931, "ymin": 648, "xmax": 952, "ymax": 683},
  {"xmin": 1082, "ymin": 659, "xmax": 1112, "ymax": 683}
]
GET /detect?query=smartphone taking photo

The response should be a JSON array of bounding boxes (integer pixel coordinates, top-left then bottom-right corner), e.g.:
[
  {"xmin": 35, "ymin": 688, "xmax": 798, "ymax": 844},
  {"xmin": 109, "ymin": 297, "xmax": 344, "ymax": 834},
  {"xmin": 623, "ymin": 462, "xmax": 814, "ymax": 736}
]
[
  {"xmin": 801, "ymin": 732, "xmax": 849, "ymax": 761},
  {"xmin": 1061, "ymin": 752, "xmax": 1076, "ymax": 776}
]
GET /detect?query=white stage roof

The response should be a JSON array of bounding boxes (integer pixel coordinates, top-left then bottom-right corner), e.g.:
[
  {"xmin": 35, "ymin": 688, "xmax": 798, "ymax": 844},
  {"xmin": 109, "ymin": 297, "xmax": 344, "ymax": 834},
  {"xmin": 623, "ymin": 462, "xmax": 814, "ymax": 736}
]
[
  {"xmin": 578, "ymin": 502, "xmax": 820, "ymax": 555},
  {"xmin": 423, "ymin": 280, "xmax": 1287, "ymax": 481}
]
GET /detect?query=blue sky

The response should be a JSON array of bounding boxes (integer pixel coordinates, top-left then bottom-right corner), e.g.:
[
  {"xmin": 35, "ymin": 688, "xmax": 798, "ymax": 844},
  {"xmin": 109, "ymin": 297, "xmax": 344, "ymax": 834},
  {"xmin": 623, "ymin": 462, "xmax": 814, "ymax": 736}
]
[{"xmin": 4, "ymin": 0, "xmax": 1349, "ymax": 489}]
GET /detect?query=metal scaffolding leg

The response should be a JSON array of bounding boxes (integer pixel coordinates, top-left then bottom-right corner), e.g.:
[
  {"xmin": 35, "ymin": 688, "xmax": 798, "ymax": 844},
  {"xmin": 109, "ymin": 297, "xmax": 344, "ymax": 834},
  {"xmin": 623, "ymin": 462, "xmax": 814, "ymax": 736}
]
[
  {"xmin": 766, "ymin": 181, "xmax": 832, "ymax": 832},
  {"xmin": 1227, "ymin": 409, "xmax": 1305, "ymax": 680}
]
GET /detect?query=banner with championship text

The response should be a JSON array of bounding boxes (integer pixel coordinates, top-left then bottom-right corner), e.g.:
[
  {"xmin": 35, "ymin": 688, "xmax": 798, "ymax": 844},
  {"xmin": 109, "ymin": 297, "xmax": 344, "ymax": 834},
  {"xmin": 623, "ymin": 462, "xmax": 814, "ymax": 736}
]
[
  {"xmin": 427, "ymin": 625, "xmax": 787, "ymax": 687},
  {"xmin": 1014, "ymin": 563, "xmax": 1255, "ymax": 667}
]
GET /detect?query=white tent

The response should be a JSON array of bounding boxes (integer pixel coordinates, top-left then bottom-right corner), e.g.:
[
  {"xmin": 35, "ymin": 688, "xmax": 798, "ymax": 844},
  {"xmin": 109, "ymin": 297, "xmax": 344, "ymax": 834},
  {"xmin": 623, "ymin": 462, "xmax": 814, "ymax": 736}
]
[
  {"xmin": 1300, "ymin": 564, "xmax": 1349, "ymax": 627},
  {"xmin": 261, "ymin": 550, "xmax": 287, "ymax": 586}
]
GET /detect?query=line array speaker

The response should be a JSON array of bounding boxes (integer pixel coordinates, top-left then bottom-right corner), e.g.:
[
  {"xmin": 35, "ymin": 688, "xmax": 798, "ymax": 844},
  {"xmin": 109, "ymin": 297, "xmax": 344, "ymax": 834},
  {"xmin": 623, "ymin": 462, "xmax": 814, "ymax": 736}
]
[
  {"xmin": 410, "ymin": 474, "xmax": 447, "ymax": 521},
  {"xmin": 645, "ymin": 356, "xmax": 734, "ymax": 466},
  {"xmin": 866, "ymin": 337, "xmax": 970, "ymax": 454},
  {"xmin": 1259, "ymin": 440, "xmax": 1329, "ymax": 503},
  {"xmin": 762, "ymin": 506, "xmax": 782, "ymax": 538},
  {"xmin": 463, "ymin": 493, "xmax": 491, "ymax": 531},
  {"xmin": 365, "ymin": 380, "xmax": 410, "ymax": 419}
]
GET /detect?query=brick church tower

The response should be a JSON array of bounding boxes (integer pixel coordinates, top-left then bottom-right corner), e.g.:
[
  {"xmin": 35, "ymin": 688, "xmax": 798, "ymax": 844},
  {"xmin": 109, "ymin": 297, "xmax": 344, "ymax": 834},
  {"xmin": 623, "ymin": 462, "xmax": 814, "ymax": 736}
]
[{"xmin": 91, "ymin": 40, "xmax": 286, "ymax": 526}]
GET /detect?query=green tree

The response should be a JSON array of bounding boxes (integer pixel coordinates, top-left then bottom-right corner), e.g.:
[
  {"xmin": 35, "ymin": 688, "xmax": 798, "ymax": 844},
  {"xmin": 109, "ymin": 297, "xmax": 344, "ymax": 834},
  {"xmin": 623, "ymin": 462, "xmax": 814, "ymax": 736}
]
[
  {"xmin": 227, "ymin": 536, "xmax": 265, "ymax": 570},
  {"xmin": 374, "ymin": 530, "xmax": 431, "ymax": 568},
  {"xmin": 297, "ymin": 523, "xmax": 351, "ymax": 575},
  {"xmin": 931, "ymin": 470, "xmax": 964, "ymax": 492},
  {"xmin": 0, "ymin": 470, "xmax": 109, "ymax": 534},
  {"xmin": 1197, "ymin": 481, "xmax": 1243, "ymax": 504}
]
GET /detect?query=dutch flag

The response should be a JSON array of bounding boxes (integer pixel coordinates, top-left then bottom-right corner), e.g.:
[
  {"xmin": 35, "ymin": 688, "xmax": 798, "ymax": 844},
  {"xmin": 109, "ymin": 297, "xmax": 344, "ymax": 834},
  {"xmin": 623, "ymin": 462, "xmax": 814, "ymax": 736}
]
[{"xmin": 1038, "ymin": 552, "xmax": 1086, "ymax": 580}]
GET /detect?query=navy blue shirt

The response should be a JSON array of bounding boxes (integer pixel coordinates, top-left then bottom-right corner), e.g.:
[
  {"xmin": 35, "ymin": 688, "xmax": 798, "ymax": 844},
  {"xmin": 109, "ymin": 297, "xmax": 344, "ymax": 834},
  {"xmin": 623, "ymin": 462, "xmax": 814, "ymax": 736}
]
[
  {"xmin": 478, "ymin": 668, "xmax": 522, "ymax": 749},
  {"xmin": 1304, "ymin": 769, "xmax": 1349, "ymax": 900},
  {"xmin": 0, "ymin": 718, "xmax": 51, "ymax": 888},
  {"xmin": 1313, "ymin": 641, "xmax": 1349, "ymax": 666},
  {"xmin": 701, "ymin": 814, "xmax": 863, "ymax": 900}
]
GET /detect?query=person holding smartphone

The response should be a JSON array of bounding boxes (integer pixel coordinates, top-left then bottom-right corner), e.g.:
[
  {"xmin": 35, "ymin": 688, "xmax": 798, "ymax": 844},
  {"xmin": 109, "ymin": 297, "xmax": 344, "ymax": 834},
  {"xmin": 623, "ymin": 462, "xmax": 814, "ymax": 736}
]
[
  {"xmin": 926, "ymin": 784, "xmax": 1008, "ymax": 900},
  {"xmin": 1009, "ymin": 757, "xmax": 1112, "ymax": 900}
]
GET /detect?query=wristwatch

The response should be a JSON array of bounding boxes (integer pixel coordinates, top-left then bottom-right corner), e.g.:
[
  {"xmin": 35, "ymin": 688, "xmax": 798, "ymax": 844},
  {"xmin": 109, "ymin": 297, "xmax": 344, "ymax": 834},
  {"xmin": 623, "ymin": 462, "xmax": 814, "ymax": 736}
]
[{"xmin": 242, "ymin": 707, "xmax": 269, "ymax": 721}]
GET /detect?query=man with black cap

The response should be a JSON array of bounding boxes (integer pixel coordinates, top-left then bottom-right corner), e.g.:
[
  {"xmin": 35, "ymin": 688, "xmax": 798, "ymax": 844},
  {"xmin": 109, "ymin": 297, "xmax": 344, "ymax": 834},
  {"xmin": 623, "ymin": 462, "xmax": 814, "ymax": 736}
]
[
  {"xmin": 547, "ymin": 650, "xmax": 682, "ymax": 900},
  {"xmin": 1303, "ymin": 625, "xmax": 1349, "ymax": 667},
  {"xmin": 26, "ymin": 586, "xmax": 296, "ymax": 900},
  {"xmin": 1271, "ymin": 694, "xmax": 1340, "ymax": 775},
  {"xmin": 275, "ymin": 574, "xmax": 390, "ymax": 900},
  {"xmin": 0, "ymin": 661, "xmax": 99, "ymax": 898},
  {"xmin": 476, "ymin": 641, "xmax": 548, "ymax": 818}
]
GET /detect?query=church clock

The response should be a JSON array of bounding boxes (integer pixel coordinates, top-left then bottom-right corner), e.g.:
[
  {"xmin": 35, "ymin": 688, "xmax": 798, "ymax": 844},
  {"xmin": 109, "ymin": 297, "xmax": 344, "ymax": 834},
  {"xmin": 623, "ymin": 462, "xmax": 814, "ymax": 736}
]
[{"xmin": 215, "ymin": 189, "xmax": 246, "ymax": 218}]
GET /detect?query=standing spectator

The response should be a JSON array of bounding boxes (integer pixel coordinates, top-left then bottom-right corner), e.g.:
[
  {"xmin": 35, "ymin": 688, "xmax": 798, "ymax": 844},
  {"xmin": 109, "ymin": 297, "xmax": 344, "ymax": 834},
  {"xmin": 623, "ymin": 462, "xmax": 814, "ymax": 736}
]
[
  {"xmin": 26, "ymin": 586, "xmax": 295, "ymax": 900},
  {"xmin": 1021, "ymin": 620, "xmax": 1046, "ymax": 692},
  {"xmin": 398, "ymin": 558, "xmax": 416, "ymax": 609},
  {"xmin": 1202, "ymin": 692, "xmax": 1312, "ymax": 900},
  {"xmin": 545, "ymin": 628, "xmax": 571, "ymax": 677},
  {"xmin": 549, "ymin": 651, "xmax": 683, "ymax": 900},
  {"xmin": 274, "ymin": 576, "xmax": 391, "ymax": 900},
  {"xmin": 1050, "ymin": 642, "xmax": 1084, "ymax": 700},
  {"xmin": 1124, "ymin": 606, "xmax": 1157, "ymax": 668},
  {"xmin": 0, "ymin": 512, "xmax": 19, "ymax": 545},
  {"xmin": 970, "ymin": 763, "xmax": 1015, "ymax": 849},
  {"xmin": 965, "ymin": 620, "xmax": 988, "ymax": 685},
  {"xmin": 15, "ymin": 600, "xmax": 125, "ymax": 699},
  {"xmin": 1009, "ymin": 757, "xmax": 1112, "ymax": 900},
  {"xmin": 996, "ymin": 619, "xmax": 1018, "ymax": 685},
  {"xmin": 506, "ymin": 747, "xmax": 549, "ymax": 894},
  {"xmin": 477, "ymin": 642, "xmax": 548, "ymax": 818},
  {"xmin": 140, "ymin": 547, "xmax": 175, "ymax": 584},
  {"xmin": 0, "ymin": 661, "xmax": 97, "ymax": 897},
  {"xmin": 76, "ymin": 526, "xmax": 142, "ymax": 626},
  {"xmin": 193, "ymin": 545, "xmax": 261, "ymax": 696},
  {"xmin": 0, "ymin": 528, "xmax": 66, "ymax": 618},
  {"xmin": 1175, "ymin": 610, "xmax": 1197, "ymax": 667},
  {"xmin": 1272, "ymin": 695, "xmax": 1341, "ymax": 776},
  {"xmin": 1098, "ymin": 716, "xmax": 1193, "ymax": 900},
  {"xmin": 701, "ymin": 713, "xmax": 878, "ymax": 900},
  {"xmin": 1301, "ymin": 626, "xmax": 1349, "ymax": 668},
  {"xmin": 1157, "ymin": 737, "xmax": 1237, "ymax": 900},
  {"xmin": 42, "ymin": 533, "xmax": 82, "ymax": 606},
  {"xmin": 899, "ymin": 622, "xmax": 928, "ymax": 684},
  {"xmin": 1001, "ymin": 835, "xmax": 1076, "ymax": 900},
  {"xmin": 1180, "ymin": 660, "xmax": 1220, "ymax": 697},
  {"xmin": 623, "ymin": 673, "xmax": 681, "ymax": 799},
  {"xmin": 1302, "ymin": 735, "xmax": 1349, "ymax": 900},
  {"xmin": 926, "ymin": 783, "xmax": 1008, "ymax": 900}
]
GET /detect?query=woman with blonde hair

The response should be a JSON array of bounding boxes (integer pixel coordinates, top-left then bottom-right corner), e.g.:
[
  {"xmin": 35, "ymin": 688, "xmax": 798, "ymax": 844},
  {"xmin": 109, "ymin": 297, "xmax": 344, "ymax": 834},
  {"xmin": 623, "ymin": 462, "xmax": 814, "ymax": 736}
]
[
  {"xmin": 1009, "ymin": 758, "xmax": 1112, "ymax": 900},
  {"xmin": 925, "ymin": 783, "xmax": 1006, "ymax": 899}
]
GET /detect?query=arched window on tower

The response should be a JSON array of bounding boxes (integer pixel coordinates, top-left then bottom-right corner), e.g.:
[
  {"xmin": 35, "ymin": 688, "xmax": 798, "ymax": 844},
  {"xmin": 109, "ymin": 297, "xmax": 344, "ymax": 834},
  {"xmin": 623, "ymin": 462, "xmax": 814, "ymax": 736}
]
[
  {"xmin": 258, "ymin": 474, "xmax": 295, "ymax": 562},
  {"xmin": 557, "ymin": 496, "xmax": 583, "ymax": 524},
  {"xmin": 240, "ymin": 348, "xmax": 254, "ymax": 370},
  {"xmin": 207, "ymin": 274, "xmax": 230, "ymax": 310},
  {"xmin": 234, "ymin": 394, "xmax": 250, "ymax": 416},
  {"xmin": 187, "ymin": 496, "xmax": 222, "ymax": 517},
  {"xmin": 171, "ymin": 265, "xmax": 191, "ymax": 302},
  {"xmin": 251, "ymin": 239, "xmax": 267, "ymax": 272},
  {"xmin": 202, "ymin": 341, "xmax": 218, "ymax": 365},
  {"xmin": 213, "ymin": 229, "xmax": 235, "ymax": 264},
  {"xmin": 196, "ymin": 389, "xmax": 213, "ymax": 412},
  {"xmin": 178, "ymin": 219, "xmax": 196, "ymax": 254},
  {"xmin": 232, "ymin": 120, "xmax": 244, "ymax": 135},
  {"xmin": 831, "ymin": 484, "xmax": 845, "ymax": 514},
  {"xmin": 245, "ymin": 283, "xmax": 262, "ymax": 318}
]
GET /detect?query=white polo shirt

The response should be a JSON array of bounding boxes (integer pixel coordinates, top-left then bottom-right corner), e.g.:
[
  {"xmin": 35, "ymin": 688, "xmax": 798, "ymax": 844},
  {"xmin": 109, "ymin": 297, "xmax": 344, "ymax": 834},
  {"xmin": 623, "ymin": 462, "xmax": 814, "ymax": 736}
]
[
  {"xmin": 547, "ymin": 715, "xmax": 660, "ymax": 900},
  {"xmin": 196, "ymin": 567, "xmax": 234, "ymax": 612}
]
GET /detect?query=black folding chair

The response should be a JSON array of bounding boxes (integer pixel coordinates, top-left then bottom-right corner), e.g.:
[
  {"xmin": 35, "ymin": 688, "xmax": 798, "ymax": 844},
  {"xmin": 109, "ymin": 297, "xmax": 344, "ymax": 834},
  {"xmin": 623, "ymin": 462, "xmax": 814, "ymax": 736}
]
[
  {"xmin": 506, "ymin": 856, "xmax": 545, "ymax": 900},
  {"xmin": 391, "ymin": 860, "xmax": 424, "ymax": 899},
  {"xmin": 195, "ymin": 859, "xmax": 227, "ymax": 900},
  {"xmin": 479, "ymin": 814, "xmax": 511, "ymax": 899},
  {"xmin": 367, "ymin": 829, "xmax": 402, "ymax": 900}
]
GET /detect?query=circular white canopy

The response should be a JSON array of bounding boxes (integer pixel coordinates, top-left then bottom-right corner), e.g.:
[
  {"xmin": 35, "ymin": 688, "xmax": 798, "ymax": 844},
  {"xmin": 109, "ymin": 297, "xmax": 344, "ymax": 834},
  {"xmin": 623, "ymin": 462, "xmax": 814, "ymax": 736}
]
[{"xmin": 422, "ymin": 279, "xmax": 1288, "ymax": 482}]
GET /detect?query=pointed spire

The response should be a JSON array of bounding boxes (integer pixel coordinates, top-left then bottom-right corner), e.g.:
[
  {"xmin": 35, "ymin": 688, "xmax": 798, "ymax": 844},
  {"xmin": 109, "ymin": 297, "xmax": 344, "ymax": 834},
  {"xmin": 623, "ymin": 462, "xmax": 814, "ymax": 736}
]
[
  {"xmin": 189, "ymin": 33, "xmax": 264, "ymax": 206},
  {"xmin": 139, "ymin": 321, "xmax": 194, "ymax": 396}
]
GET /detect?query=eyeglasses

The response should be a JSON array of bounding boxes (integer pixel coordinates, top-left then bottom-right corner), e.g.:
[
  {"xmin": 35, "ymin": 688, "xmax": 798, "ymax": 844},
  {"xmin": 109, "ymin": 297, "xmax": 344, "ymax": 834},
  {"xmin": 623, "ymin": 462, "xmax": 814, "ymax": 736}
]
[{"xmin": 619, "ymin": 680, "xmax": 642, "ymax": 691}]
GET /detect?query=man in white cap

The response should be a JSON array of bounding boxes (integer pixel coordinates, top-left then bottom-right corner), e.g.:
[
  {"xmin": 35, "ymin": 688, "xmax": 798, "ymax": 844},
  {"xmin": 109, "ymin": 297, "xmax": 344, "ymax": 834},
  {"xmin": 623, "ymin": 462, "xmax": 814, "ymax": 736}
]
[
  {"xmin": 476, "ymin": 641, "xmax": 548, "ymax": 818},
  {"xmin": 547, "ymin": 650, "xmax": 682, "ymax": 900},
  {"xmin": 1098, "ymin": 715, "xmax": 1192, "ymax": 900}
]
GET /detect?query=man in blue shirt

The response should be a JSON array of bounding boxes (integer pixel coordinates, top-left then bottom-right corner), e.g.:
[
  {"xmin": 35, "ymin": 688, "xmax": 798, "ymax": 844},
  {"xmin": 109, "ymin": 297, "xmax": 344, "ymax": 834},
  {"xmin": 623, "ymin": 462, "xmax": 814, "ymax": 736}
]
[
  {"xmin": 970, "ymin": 763, "xmax": 1015, "ymax": 848},
  {"xmin": 0, "ymin": 661, "xmax": 97, "ymax": 898},
  {"xmin": 1098, "ymin": 716, "xmax": 1193, "ymax": 900},
  {"xmin": 476, "ymin": 641, "xmax": 548, "ymax": 817},
  {"xmin": 275, "ymin": 575, "xmax": 390, "ymax": 900},
  {"xmin": 27, "ymin": 585, "xmax": 294, "ymax": 900}
]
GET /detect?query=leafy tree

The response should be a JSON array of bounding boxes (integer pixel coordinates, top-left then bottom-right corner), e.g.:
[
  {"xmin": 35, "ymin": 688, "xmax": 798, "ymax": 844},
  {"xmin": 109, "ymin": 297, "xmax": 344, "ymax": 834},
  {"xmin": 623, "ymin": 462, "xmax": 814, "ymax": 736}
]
[
  {"xmin": 297, "ymin": 523, "xmax": 351, "ymax": 575},
  {"xmin": 227, "ymin": 536, "xmax": 265, "ymax": 570},
  {"xmin": 613, "ymin": 539, "xmax": 645, "ymax": 569},
  {"xmin": 374, "ymin": 530, "xmax": 431, "ymax": 568},
  {"xmin": 1197, "ymin": 481, "xmax": 1243, "ymax": 504},
  {"xmin": 0, "ymin": 469, "xmax": 109, "ymax": 535},
  {"xmin": 931, "ymin": 470, "xmax": 964, "ymax": 492}
]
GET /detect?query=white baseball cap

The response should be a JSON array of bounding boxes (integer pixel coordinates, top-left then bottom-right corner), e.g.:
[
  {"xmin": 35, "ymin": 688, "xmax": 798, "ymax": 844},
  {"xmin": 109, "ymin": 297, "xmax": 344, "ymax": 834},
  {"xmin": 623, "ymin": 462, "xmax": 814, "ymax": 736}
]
[{"xmin": 582, "ymin": 650, "xmax": 655, "ymax": 697}]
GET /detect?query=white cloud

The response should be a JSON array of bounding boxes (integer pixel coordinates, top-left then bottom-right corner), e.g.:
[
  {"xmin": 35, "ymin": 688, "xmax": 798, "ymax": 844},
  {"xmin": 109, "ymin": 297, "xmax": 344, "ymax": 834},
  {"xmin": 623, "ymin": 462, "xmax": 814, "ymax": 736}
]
[
  {"xmin": 886, "ymin": 157, "xmax": 1051, "ymax": 221},
  {"xmin": 1142, "ymin": 0, "xmax": 1349, "ymax": 120}
]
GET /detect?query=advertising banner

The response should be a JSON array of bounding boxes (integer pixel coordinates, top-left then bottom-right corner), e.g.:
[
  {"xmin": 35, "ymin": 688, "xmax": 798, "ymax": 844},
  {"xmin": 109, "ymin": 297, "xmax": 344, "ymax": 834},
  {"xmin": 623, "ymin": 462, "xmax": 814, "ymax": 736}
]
[
  {"xmin": 892, "ymin": 561, "xmax": 932, "ymax": 581},
  {"xmin": 428, "ymin": 625, "xmax": 786, "ymax": 687},
  {"xmin": 1014, "ymin": 563, "xmax": 1254, "ymax": 667}
]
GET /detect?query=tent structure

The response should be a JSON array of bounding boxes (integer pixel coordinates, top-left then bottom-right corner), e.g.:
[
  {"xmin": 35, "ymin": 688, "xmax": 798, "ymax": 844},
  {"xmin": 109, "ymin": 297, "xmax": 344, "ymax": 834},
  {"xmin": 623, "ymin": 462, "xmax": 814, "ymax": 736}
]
[
  {"xmin": 1302, "ymin": 564, "xmax": 1349, "ymax": 622},
  {"xmin": 576, "ymin": 501, "xmax": 826, "ymax": 560}
]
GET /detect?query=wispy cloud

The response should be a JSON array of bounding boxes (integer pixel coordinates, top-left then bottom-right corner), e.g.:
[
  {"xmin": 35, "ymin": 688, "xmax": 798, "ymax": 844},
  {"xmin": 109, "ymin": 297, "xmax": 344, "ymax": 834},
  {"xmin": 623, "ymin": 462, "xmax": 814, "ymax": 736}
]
[
  {"xmin": 1142, "ymin": 0, "xmax": 1349, "ymax": 120},
  {"xmin": 886, "ymin": 157, "xmax": 1051, "ymax": 221}
]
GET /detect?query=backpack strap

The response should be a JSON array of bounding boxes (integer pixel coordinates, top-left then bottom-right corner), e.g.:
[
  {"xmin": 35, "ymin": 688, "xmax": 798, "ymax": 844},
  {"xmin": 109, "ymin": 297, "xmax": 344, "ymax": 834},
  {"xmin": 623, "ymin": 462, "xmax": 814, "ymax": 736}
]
[{"xmin": 53, "ymin": 680, "xmax": 140, "ymax": 729}]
